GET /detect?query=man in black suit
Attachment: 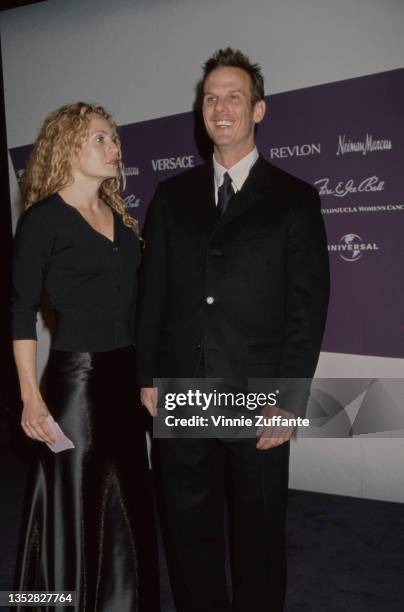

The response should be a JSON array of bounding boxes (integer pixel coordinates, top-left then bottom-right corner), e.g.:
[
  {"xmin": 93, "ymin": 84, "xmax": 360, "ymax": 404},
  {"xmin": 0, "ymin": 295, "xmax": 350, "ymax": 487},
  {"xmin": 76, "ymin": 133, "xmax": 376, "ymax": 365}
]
[{"xmin": 136, "ymin": 48, "xmax": 329, "ymax": 612}]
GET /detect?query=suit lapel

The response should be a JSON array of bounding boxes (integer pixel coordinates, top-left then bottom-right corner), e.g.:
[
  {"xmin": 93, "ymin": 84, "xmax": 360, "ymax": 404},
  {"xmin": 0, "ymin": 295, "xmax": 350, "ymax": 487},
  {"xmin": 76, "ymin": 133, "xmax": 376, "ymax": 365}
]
[
  {"xmin": 212, "ymin": 155, "xmax": 272, "ymax": 233},
  {"xmin": 190, "ymin": 162, "xmax": 218, "ymax": 235}
]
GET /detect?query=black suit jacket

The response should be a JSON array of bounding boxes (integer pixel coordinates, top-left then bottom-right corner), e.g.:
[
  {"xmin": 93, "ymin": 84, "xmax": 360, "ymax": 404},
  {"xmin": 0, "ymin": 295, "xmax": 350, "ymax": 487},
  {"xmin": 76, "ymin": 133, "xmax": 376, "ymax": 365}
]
[{"xmin": 136, "ymin": 156, "xmax": 329, "ymax": 408}]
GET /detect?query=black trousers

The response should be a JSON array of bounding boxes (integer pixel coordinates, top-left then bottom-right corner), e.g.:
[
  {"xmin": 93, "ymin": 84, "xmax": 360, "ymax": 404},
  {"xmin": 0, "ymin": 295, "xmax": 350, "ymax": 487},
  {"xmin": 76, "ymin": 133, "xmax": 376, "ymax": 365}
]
[{"xmin": 156, "ymin": 436, "xmax": 290, "ymax": 612}]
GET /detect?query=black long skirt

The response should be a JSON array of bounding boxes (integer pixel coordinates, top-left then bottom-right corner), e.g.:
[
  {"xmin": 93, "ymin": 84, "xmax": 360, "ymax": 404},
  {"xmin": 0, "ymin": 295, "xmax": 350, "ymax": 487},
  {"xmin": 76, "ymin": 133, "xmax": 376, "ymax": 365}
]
[{"xmin": 15, "ymin": 346, "xmax": 160, "ymax": 612}]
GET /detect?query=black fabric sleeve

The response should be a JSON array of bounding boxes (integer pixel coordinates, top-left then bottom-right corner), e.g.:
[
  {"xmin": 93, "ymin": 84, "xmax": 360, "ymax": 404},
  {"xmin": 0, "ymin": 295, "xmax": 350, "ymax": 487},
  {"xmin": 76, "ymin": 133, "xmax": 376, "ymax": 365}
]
[
  {"xmin": 276, "ymin": 188, "xmax": 330, "ymax": 418},
  {"xmin": 11, "ymin": 205, "xmax": 54, "ymax": 340},
  {"xmin": 135, "ymin": 185, "xmax": 168, "ymax": 387},
  {"xmin": 278, "ymin": 187, "xmax": 330, "ymax": 378}
]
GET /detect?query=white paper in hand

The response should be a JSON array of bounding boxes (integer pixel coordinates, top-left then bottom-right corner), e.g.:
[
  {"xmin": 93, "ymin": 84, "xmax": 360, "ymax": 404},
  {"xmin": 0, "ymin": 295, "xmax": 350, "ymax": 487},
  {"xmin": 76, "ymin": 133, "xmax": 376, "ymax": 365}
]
[{"xmin": 45, "ymin": 415, "xmax": 75, "ymax": 453}]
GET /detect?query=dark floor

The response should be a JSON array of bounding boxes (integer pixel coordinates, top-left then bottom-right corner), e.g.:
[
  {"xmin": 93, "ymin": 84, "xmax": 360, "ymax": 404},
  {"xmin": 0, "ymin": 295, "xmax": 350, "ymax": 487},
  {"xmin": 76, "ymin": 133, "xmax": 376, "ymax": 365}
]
[{"xmin": 1, "ymin": 447, "xmax": 403, "ymax": 611}]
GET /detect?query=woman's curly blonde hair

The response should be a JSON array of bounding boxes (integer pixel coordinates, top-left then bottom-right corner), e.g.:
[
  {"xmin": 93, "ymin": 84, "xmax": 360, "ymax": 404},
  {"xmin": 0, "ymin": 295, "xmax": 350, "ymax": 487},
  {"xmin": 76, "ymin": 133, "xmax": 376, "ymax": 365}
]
[{"xmin": 22, "ymin": 102, "xmax": 139, "ymax": 234}]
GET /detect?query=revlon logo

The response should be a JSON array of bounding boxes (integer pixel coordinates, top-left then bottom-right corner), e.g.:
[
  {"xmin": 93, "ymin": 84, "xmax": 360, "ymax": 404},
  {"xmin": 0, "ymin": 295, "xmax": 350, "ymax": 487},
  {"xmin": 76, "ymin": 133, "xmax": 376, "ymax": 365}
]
[{"xmin": 269, "ymin": 143, "xmax": 321, "ymax": 159}]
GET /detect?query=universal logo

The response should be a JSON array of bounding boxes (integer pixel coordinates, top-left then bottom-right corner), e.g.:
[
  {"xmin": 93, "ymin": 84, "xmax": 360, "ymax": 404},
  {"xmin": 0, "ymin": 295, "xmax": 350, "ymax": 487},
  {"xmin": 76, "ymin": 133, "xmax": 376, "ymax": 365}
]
[
  {"xmin": 336, "ymin": 134, "xmax": 392, "ymax": 156},
  {"xmin": 269, "ymin": 143, "xmax": 321, "ymax": 159},
  {"xmin": 16, "ymin": 169, "xmax": 25, "ymax": 185},
  {"xmin": 152, "ymin": 156, "xmax": 195, "ymax": 171},
  {"xmin": 328, "ymin": 234, "xmax": 379, "ymax": 262}
]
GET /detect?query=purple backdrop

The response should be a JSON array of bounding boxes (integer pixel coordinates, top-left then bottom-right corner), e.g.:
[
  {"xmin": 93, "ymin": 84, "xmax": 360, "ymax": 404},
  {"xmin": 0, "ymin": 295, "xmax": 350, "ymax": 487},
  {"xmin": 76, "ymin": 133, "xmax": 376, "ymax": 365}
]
[{"xmin": 9, "ymin": 68, "xmax": 404, "ymax": 359}]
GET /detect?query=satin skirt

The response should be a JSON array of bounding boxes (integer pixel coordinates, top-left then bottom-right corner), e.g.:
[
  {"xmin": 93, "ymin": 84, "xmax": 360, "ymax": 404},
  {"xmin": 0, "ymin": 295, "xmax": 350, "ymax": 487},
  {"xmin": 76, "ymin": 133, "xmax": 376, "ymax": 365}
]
[{"xmin": 15, "ymin": 346, "xmax": 160, "ymax": 612}]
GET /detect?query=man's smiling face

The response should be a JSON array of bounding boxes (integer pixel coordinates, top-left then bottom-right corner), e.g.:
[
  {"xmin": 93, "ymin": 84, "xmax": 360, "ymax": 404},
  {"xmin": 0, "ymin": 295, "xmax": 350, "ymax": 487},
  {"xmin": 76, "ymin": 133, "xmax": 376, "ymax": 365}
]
[{"xmin": 202, "ymin": 66, "xmax": 265, "ymax": 160}]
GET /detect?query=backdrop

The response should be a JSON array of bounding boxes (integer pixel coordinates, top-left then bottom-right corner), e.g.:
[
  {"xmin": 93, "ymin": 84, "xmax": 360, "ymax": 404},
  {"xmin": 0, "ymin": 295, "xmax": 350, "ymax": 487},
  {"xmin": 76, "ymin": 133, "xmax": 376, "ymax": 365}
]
[{"xmin": 9, "ymin": 67, "xmax": 404, "ymax": 360}]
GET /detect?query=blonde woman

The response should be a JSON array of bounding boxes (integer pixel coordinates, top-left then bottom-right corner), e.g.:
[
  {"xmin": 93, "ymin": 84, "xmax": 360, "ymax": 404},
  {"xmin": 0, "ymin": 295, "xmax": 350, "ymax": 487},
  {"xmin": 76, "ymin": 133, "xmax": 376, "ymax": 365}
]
[{"xmin": 12, "ymin": 103, "xmax": 160, "ymax": 611}]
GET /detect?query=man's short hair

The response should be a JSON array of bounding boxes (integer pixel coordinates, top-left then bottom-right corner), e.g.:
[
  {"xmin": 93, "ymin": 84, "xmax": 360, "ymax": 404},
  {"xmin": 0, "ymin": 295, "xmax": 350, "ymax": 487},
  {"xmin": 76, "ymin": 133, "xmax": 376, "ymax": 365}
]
[{"xmin": 202, "ymin": 47, "xmax": 265, "ymax": 105}]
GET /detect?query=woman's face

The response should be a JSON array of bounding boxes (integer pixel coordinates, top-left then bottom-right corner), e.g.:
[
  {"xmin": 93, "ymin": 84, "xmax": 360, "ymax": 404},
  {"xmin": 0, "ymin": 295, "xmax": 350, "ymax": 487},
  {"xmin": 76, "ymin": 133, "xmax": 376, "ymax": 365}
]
[{"xmin": 73, "ymin": 114, "xmax": 119, "ymax": 181}]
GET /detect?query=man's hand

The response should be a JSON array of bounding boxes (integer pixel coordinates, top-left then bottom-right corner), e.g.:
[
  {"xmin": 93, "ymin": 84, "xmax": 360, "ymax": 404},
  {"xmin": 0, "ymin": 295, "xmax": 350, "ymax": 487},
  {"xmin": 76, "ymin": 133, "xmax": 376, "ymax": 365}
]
[
  {"xmin": 140, "ymin": 387, "xmax": 158, "ymax": 417},
  {"xmin": 256, "ymin": 405, "xmax": 295, "ymax": 450}
]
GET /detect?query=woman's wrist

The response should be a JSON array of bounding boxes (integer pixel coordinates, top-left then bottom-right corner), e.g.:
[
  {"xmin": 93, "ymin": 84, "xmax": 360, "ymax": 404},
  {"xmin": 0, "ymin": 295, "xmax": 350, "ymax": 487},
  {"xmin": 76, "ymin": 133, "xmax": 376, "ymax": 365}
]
[{"xmin": 21, "ymin": 387, "xmax": 43, "ymax": 404}]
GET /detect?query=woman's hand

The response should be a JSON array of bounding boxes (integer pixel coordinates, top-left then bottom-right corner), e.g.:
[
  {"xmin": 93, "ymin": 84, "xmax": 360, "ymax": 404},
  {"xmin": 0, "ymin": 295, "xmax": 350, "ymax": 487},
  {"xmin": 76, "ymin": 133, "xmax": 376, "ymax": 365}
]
[
  {"xmin": 13, "ymin": 339, "xmax": 55, "ymax": 444},
  {"xmin": 21, "ymin": 395, "xmax": 55, "ymax": 444}
]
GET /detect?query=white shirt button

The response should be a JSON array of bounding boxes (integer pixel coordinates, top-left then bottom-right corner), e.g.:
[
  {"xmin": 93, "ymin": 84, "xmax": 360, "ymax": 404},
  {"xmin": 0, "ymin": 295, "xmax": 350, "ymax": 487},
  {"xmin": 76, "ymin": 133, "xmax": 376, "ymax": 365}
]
[{"xmin": 206, "ymin": 296, "xmax": 215, "ymax": 305}]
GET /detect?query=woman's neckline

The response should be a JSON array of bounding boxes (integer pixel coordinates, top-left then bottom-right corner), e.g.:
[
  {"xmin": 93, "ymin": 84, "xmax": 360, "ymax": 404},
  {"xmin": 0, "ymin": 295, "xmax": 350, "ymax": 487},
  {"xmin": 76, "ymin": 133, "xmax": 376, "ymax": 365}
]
[{"xmin": 55, "ymin": 192, "xmax": 117, "ymax": 245}]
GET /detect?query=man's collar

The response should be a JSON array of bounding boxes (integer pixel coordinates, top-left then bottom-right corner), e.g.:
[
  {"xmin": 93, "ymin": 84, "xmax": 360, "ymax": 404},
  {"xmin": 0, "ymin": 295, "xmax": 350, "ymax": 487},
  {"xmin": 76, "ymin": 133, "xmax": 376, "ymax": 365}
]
[{"xmin": 213, "ymin": 147, "xmax": 259, "ymax": 192}]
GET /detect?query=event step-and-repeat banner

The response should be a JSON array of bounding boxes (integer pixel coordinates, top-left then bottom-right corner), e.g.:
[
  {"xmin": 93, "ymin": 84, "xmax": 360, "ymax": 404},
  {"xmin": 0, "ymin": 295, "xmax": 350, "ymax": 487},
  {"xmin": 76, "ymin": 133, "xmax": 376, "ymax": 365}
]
[{"xmin": 9, "ymin": 68, "xmax": 404, "ymax": 361}]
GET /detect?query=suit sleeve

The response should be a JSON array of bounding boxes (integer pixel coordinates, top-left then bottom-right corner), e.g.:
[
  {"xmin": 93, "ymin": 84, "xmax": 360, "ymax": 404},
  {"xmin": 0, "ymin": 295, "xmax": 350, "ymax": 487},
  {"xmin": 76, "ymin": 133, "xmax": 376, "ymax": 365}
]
[
  {"xmin": 11, "ymin": 206, "xmax": 54, "ymax": 341},
  {"xmin": 135, "ymin": 185, "xmax": 168, "ymax": 388},
  {"xmin": 277, "ymin": 188, "xmax": 329, "ymax": 415}
]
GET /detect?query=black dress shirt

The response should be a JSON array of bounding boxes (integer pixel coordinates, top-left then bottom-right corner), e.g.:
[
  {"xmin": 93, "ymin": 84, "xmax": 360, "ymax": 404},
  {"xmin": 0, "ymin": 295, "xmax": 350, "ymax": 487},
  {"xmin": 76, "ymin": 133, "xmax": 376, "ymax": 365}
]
[{"xmin": 12, "ymin": 193, "xmax": 141, "ymax": 353}]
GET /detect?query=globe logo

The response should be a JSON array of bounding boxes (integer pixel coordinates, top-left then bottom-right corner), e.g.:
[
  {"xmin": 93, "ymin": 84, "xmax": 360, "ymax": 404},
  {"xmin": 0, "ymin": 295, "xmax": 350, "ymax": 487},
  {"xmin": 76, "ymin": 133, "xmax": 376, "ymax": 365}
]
[
  {"xmin": 16, "ymin": 169, "xmax": 26, "ymax": 185},
  {"xmin": 339, "ymin": 234, "xmax": 363, "ymax": 261}
]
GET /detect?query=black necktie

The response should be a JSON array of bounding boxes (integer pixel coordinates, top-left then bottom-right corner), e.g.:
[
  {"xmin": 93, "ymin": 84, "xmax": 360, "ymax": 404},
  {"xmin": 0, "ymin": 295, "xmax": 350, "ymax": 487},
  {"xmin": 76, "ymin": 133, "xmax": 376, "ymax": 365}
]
[{"xmin": 217, "ymin": 172, "xmax": 234, "ymax": 218}]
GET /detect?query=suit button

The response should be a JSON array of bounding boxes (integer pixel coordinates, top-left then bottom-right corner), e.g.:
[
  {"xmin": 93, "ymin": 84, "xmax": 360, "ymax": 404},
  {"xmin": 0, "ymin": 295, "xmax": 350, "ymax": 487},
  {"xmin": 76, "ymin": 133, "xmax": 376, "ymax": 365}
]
[
  {"xmin": 112, "ymin": 246, "xmax": 119, "ymax": 252},
  {"xmin": 206, "ymin": 296, "xmax": 215, "ymax": 305},
  {"xmin": 210, "ymin": 247, "xmax": 222, "ymax": 256},
  {"xmin": 194, "ymin": 343, "xmax": 201, "ymax": 350}
]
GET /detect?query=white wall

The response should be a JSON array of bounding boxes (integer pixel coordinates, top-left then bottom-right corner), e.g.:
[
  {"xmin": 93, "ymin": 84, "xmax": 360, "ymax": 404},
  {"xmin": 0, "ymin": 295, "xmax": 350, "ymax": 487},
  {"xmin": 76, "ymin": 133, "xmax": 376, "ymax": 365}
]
[
  {"xmin": 3, "ymin": 0, "xmax": 404, "ymax": 147},
  {"xmin": 2, "ymin": 0, "xmax": 404, "ymax": 502}
]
